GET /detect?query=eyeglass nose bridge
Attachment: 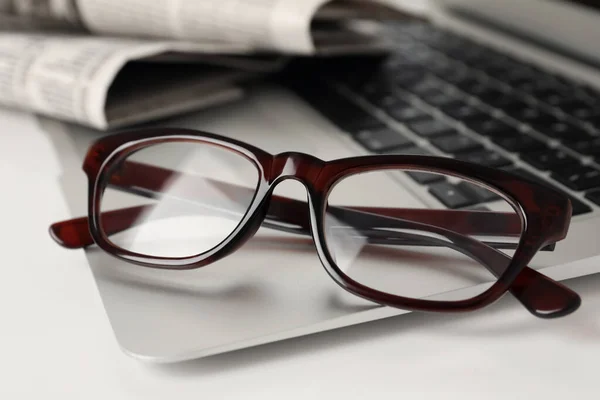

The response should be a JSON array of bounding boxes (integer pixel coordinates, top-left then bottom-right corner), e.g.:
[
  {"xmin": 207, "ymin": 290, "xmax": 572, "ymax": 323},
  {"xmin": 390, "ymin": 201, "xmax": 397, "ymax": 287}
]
[{"xmin": 269, "ymin": 152, "xmax": 326, "ymax": 188}]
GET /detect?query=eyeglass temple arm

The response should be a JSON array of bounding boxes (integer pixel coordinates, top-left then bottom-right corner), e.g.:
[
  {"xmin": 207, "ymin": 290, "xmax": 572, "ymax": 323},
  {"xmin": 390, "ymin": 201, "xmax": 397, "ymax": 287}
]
[
  {"xmin": 48, "ymin": 161, "xmax": 577, "ymax": 318},
  {"xmin": 48, "ymin": 200, "xmax": 579, "ymax": 318}
]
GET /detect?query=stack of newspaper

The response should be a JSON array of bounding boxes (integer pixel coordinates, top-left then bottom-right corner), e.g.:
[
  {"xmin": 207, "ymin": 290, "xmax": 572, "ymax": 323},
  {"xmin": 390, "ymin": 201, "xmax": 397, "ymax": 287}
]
[{"xmin": 0, "ymin": 0, "xmax": 405, "ymax": 130}]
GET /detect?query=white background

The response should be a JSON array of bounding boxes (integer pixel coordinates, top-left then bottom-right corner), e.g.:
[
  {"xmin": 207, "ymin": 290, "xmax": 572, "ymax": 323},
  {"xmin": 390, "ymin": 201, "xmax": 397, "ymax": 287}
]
[{"xmin": 1, "ymin": 0, "xmax": 600, "ymax": 396}]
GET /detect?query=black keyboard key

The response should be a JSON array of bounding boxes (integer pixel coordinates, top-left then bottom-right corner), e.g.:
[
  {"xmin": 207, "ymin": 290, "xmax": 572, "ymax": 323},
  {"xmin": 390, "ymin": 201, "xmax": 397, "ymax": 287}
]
[
  {"xmin": 454, "ymin": 77, "xmax": 485, "ymax": 93},
  {"xmin": 426, "ymin": 60, "xmax": 456, "ymax": 76},
  {"xmin": 505, "ymin": 168, "xmax": 592, "ymax": 215},
  {"xmin": 354, "ymin": 128, "xmax": 413, "ymax": 153},
  {"xmin": 486, "ymin": 95, "xmax": 529, "ymax": 113},
  {"xmin": 408, "ymin": 78, "xmax": 443, "ymax": 97},
  {"xmin": 564, "ymin": 137, "xmax": 600, "ymax": 155},
  {"xmin": 457, "ymin": 181, "xmax": 500, "ymax": 203},
  {"xmin": 505, "ymin": 73, "xmax": 535, "ymax": 88},
  {"xmin": 465, "ymin": 119, "xmax": 514, "ymax": 137},
  {"xmin": 357, "ymin": 82, "xmax": 395, "ymax": 105},
  {"xmin": 420, "ymin": 90, "xmax": 457, "ymax": 107},
  {"xmin": 491, "ymin": 133, "xmax": 545, "ymax": 152},
  {"xmin": 385, "ymin": 104, "xmax": 430, "ymax": 123},
  {"xmin": 431, "ymin": 134, "xmax": 483, "ymax": 154},
  {"xmin": 441, "ymin": 102, "xmax": 490, "ymax": 122},
  {"xmin": 530, "ymin": 120, "xmax": 592, "ymax": 142},
  {"xmin": 379, "ymin": 98, "xmax": 410, "ymax": 112},
  {"xmin": 504, "ymin": 107, "xmax": 554, "ymax": 125},
  {"xmin": 408, "ymin": 118, "xmax": 456, "ymax": 138},
  {"xmin": 575, "ymin": 108, "xmax": 600, "ymax": 122},
  {"xmin": 551, "ymin": 165, "xmax": 600, "ymax": 191},
  {"xmin": 578, "ymin": 84, "xmax": 600, "ymax": 101},
  {"xmin": 373, "ymin": 96, "xmax": 409, "ymax": 110},
  {"xmin": 429, "ymin": 182, "xmax": 478, "ymax": 209},
  {"xmin": 407, "ymin": 171, "xmax": 446, "ymax": 185},
  {"xmin": 530, "ymin": 87, "xmax": 565, "ymax": 105},
  {"xmin": 395, "ymin": 70, "xmax": 429, "ymax": 89},
  {"xmin": 457, "ymin": 150, "xmax": 512, "ymax": 168},
  {"xmin": 521, "ymin": 149, "xmax": 577, "ymax": 171},
  {"xmin": 440, "ymin": 70, "xmax": 470, "ymax": 85},
  {"xmin": 473, "ymin": 88, "xmax": 506, "ymax": 103},
  {"xmin": 556, "ymin": 99, "xmax": 595, "ymax": 117},
  {"xmin": 585, "ymin": 189, "xmax": 600, "ymax": 206},
  {"xmin": 585, "ymin": 115, "xmax": 600, "ymax": 130}
]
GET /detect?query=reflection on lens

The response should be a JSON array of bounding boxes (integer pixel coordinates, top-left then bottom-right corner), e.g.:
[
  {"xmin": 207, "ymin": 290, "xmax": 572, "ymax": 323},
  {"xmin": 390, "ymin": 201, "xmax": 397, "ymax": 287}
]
[
  {"xmin": 100, "ymin": 140, "xmax": 259, "ymax": 258},
  {"xmin": 324, "ymin": 169, "xmax": 523, "ymax": 301}
]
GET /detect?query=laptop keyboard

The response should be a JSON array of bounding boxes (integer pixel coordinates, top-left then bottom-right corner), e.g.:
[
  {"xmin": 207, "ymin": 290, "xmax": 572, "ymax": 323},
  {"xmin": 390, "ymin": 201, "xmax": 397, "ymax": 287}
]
[{"xmin": 288, "ymin": 22, "xmax": 600, "ymax": 216}]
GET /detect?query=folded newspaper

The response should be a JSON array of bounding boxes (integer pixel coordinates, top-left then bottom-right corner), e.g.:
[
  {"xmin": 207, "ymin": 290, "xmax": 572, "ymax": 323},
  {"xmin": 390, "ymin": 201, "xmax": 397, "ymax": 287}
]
[{"xmin": 0, "ymin": 0, "xmax": 406, "ymax": 129}]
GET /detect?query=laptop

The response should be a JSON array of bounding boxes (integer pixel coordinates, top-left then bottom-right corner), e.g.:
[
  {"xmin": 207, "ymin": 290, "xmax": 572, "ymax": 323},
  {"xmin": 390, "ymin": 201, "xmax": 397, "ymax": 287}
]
[{"xmin": 53, "ymin": 0, "xmax": 600, "ymax": 362}]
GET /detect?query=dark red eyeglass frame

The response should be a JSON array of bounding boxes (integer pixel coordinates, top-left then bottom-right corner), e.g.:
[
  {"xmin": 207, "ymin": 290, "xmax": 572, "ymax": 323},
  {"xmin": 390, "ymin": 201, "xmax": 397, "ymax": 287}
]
[{"xmin": 49, "ymin": 128, "xmax": 581, "ymax": 319}]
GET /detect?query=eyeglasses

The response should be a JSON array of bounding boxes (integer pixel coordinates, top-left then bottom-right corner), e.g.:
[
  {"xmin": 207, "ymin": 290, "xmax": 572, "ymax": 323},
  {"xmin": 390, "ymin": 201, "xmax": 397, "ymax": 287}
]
[{"xmin": 49, "ymin": 128, "xmax": 581, "ymax": 318}]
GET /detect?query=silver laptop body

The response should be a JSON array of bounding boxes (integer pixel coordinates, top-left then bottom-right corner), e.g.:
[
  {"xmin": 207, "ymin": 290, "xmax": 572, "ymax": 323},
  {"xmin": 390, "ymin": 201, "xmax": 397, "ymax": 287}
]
[{"xmin": 52, "ymin": 0, "xmax": 600, "ymax": 362}]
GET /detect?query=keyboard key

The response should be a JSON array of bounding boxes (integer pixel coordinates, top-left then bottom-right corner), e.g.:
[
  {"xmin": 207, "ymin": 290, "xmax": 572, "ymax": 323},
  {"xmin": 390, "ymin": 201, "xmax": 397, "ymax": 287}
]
[
  {"xmin": 358, "ymin": 82, "xmax": 395, "ymax": 105},
  {"xmin": 408, "ymin": 78, "xmax": 443, "ymax": 97},
  {"xmin": 505, "ymin": 73, "xmax": 534, "ymax": 87},
  {"xmin": 531, "ymin": 87, "xmax": 565, "ymax": 105},
  {"xmin": 354, "ymin": 128, "xmax": 413, "ymax": 153},
  {"xmin": 372, "ymin": 96, "xmax": 409, "ymax": 110},
  {"xmin": 457, "ymin": 150, "xmax": 512, "ymax": 168},
  {"xmin": 429, "ymin": 182, "xmax": 478, "ymax": 209},
  {"xmin": 431, "ymin": 134, "xmax": 483, "ymax": 154},
  {"xmin": 486, "ymin": 95, "xmax": 529, "ymax": 113},
  {"xmin": 564, "ymin": 137, "xmax": 600, "ymax": 155},
  {"xmin": 530, "ymin": 120, "xmax": 592, "ymax": 142},
  {"xmin": 585, "ymin": 115, "xmax": 600, "ymax": 130},
  {"xmin": 474, "ymin": 88, "xmax": 506, "ymax": 103},
  {"xmin": 504, "ymin": 107, "xmax": 554, "ymax": 125},
  {"xmin": 551, "ymin": 165, "xmax": 600, "ymax": 191},
  {"xmin": 556, "ymin": 99, "xmax": 595, "ymax": 117},
  {"xmin": 585, "ymin": 189, "xmax": 600, "ymax": 206},
  {"xmin": 491, "ymin": 133, "xmax": 545, "ymax": 152},
  {"xmin": 520, "ymin": 149, "xmax": 577, "ymax": 171},
  {"xmin": 385, "ymin": 104, "xmax": 430, "ymax": 123},
  {"xmin": 407, "ymin": 118, "xmax": 456, "ymax": 138},
  {"xmin": 465, "ymin": 119, "xmax": 514, "ymax": 137},
  {"xmin": 441, "ymin": 102, "xmax": 490, "ymax": 122},
  {"xmin": 578, "ymin": 84, "xmax": 600, "ymax": 101},
  {"xmin": 407, "ymin": 171, "xmax": 446, "ymax": 185},
  {"xmin": 395, "ymin": 70, "xmax": 429, "ymax": 89},
  {"xmin": 454, "ymin": 77, "xmax": 485, "ymax": 93},
  {"xmin": 420, "ymin": 90, "xmax": 457, "ymax": 107},
  {"xmin": 441, "ymin": 70, "xmax": 470, "ymax": 85},
  {"xmin": 457, "ymin": 181, "xmax": 500, "ymax": 203}
]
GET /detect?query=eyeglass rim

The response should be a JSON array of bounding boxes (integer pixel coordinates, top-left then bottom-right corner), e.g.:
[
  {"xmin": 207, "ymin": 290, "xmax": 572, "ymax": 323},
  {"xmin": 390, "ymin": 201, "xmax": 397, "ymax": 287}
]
[{"xmin": 81, "ymin": 128, "xmax": 575, "ymax": 315}]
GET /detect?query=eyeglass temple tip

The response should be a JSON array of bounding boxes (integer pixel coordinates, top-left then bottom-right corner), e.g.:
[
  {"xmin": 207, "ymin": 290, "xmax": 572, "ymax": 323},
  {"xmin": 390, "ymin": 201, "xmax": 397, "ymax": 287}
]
[
  {"xmin": 49, "ymin": 218, "xmax": 93, "ymax": 249},
  {"xmin": 512, "ymin": 267, "xmax": 581, "ymax": 319}
]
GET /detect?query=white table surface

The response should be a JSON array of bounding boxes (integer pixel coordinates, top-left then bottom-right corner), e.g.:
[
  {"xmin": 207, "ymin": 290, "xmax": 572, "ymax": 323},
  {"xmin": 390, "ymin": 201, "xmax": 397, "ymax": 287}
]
[{"xmin": 1, "ymin": 100, "xmax": 600, "ymax": 399}]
